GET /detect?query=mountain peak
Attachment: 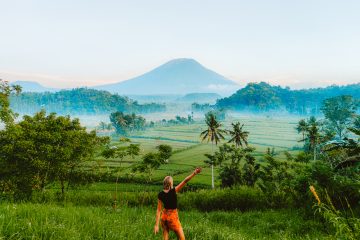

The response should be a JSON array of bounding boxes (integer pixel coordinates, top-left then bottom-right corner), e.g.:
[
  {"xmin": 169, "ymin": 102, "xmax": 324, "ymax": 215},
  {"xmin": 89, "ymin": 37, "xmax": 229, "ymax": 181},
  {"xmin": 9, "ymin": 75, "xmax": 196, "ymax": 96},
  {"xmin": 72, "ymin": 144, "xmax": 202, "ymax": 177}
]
[
  {"xmin": 165, "ymin": 58, "xmax": 199, "ymax": 65},
  {"xmin": 95, "ymin": 58, "xmax": 239, "ymax": 95},
  {"xmin": 159, "ymin": 58, "xmax": 203, "ymax": 71}
]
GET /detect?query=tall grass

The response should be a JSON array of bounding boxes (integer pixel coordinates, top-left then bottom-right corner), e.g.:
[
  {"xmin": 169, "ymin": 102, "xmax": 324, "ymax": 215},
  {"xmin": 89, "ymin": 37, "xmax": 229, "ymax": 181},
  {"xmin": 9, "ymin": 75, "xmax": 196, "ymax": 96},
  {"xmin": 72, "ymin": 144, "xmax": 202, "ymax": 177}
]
[
  {"xmin": 310, "ymin": 186, "xmax": 360, "ymax": 240},
  {"xmin": 28, "ymin": 186, "xmax": 269, "ymax": 212},
  {"xmin": 0, "ymin": 203, "xmax": 332, "ymax": 240},
  {"xmin": 179, "ymin": 186, "xmax": 268, "ymax": 211}
]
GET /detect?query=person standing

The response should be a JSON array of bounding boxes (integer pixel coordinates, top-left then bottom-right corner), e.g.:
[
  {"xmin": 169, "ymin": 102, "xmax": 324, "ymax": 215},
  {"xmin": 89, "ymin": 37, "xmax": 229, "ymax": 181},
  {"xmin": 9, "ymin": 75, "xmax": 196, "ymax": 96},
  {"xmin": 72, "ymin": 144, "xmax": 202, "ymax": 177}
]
[{"xmin": 154, "ymin": 167, "xmax": 202, "ymax": 240}]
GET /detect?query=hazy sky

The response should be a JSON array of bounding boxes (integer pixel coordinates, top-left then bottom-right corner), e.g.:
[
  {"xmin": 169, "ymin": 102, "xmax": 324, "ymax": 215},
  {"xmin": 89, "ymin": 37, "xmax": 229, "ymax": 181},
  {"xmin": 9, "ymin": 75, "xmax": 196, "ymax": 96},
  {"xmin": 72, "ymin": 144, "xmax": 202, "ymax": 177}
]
[{"xmin": 1, "ymin": 0, "xmax": 360, "ymax": 89}]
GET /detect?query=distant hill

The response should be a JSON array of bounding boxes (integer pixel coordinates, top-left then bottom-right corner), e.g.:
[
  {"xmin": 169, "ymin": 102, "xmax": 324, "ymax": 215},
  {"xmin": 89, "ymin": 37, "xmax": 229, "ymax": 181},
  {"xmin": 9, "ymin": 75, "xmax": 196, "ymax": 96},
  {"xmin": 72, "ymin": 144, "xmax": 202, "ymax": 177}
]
[
  {"xmin": 177, "ymin": 93, "xmax": 222, "ymax": 104},
  {"xmin": 94, "ymin": 58, "xmax": 239, "ymax": 95},
  {"xmin": 11, "ymin": 81, "xmax": 58, "ymax": 92},
  {"xmin": 128, "ymin": 95, "xmax": 181, "ymax": 104},
  {"xmin": 10, "ymin": 88, "xmax": 165, "ymax": 115},
  {"xmin": 216, "ymin": 82, "xmax": 360, "ymax": 114}
]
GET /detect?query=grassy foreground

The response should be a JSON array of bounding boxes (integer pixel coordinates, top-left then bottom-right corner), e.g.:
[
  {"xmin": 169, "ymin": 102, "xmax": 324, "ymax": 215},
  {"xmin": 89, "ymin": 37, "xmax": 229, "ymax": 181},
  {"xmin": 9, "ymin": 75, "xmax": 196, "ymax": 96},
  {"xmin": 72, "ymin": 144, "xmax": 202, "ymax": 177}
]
[{"xmin": 0, "ymin": 203, "xmax": 333, "ymax": 240}]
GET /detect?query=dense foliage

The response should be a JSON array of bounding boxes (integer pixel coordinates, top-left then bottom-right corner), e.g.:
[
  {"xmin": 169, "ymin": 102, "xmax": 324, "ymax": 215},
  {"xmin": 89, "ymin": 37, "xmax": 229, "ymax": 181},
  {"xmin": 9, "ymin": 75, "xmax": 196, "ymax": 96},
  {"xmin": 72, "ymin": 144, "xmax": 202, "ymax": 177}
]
[
  {"xmin": 321, "ymin": 95, "xmax": 359, "ymax": 138},
  {"xmin": 110, "ymin": 111, "xmax": 146, "ymax": 135},
  {"xmin": 204, "ymin": 96, "xmax": 360, "ymax": 213},
  {"xmin": 10, "ymin": 88, "xmax": 166, "ymax": 115},
  {"xmin": 191, "ymin": 103, "xmax": 213, "ymax": 112},
  {"xmin": 0, "ymin": 79, "xmax": 21, "ymax": 124},
  {"xmin": 132, "ymin": 145, "xmax": 172, "ymax": 182},
  {"xmin": 0, "ymin": 110, "xmax": 108, "ymax": 200},
  {"xmin": 217, "ymin": 82, "xmax": 360, "ymax": 114},
  {"xmin": 156, "ymin": 115, "xmax": 195, "ymax": 126}
]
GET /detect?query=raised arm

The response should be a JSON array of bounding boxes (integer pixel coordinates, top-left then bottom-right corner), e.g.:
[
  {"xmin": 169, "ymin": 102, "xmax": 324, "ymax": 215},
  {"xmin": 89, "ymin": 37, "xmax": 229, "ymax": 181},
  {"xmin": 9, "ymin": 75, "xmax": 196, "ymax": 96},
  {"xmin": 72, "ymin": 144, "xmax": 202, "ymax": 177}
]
[
  {"xmin": 154, "ymin": 199, "xmax": 162, "ymax": 234},
  {"xmin": 175, "ymin": 167, "xmax": 202, "ymax": 193}
]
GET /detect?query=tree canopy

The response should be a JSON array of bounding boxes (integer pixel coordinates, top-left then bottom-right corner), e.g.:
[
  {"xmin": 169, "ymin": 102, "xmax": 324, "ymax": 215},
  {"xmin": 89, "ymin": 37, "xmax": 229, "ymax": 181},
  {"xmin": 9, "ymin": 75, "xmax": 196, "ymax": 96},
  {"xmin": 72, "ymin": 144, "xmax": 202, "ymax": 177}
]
[
  {"xmin": 217, "ymin": 82, "xmax": 360, "ymax": 114},
  {"xmin": 10, "ymin": 88, "xmax": 166, "ymax": 115},
  {"xmin": 0, "ymin": 110, "xmax": 108, "ymax": 199},
  {"xmin": 321, "ymin": 95, "xmax": 359, "ymax": 139},
  {"xmin": 0, "ymin": 79, "xmax": 21, "ymax": 124},
  {"xmin": 110, "ymin": 111, "xmax": 146, "ymax": 135}
]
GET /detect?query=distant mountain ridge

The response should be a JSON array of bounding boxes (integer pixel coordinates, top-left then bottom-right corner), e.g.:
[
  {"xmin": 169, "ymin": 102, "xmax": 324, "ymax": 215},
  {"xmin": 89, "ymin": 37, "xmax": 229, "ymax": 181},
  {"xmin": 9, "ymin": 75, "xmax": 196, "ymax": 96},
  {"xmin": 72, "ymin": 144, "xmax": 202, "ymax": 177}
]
[
  {"xmin": 11, "ymin": 81, "xmax": 58, "ymax": 93},
  {"xmin": 94, "ymin": 58, "xmax": 239, "ymax": 95},
  {"xmin": 177, "ymin": 93, "xmax": 222, "ymax": 104}
]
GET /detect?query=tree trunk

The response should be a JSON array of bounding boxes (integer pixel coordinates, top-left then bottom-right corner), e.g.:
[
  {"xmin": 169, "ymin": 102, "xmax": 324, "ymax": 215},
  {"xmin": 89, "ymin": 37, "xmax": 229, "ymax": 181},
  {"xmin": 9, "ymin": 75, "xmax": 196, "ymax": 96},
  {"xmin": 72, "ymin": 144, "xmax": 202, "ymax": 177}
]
[
  {"xmin": 113, "ymin": 176, "xmax": 119, "ymax": 211},
  {"xmin": 113, "ymin": 160, "xmax": 123, "ymax": 211},
  {"xmin": 211, "ymin": 142, "xmax": 214, "ymax": 189},
  {"xmin": 313, "ymin": 144, "xmax": 316, "ymax": 161},
  {"xmin": 211, "ymin": 164, "xmax": 214, "ymax": 189},
  {"xmin": 338, "ymin": 126, "xmax": 342, "ymax": 139},
  {"xmin": 61, "ymin": 180, "xmax": 65, "ymax": 196}
]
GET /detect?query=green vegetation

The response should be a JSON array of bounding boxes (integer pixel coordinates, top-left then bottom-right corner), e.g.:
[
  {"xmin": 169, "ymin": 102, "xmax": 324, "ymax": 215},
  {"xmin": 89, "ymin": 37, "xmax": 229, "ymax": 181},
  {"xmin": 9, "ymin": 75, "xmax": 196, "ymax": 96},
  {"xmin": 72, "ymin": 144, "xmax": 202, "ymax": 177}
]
[
  {"xmin": 0, "ymin": 79, "xmax": 21, "ymax": 124},
  {"xmin": 1, "ymin": 78, "xmax": 360, "ymax": 239},
  {"xmin": 0, "ymin": 203, "xmax": 332, "ymax": 240},
  {"xmin": 154, "ymin": 115, "xmax": 195, "ymax": 127},
  {"xmin": 310, "ymin": 187, "xmax": 360, "ymax": 239},
  {"xmin": 110, "ymin": 111, "xmax": 146, "ymax": 135},
  {"xmin": 321, "ymin": 95, "xmax": 359, "ymax": 138},
  {"xmin": 10, "ymin": 88, "xmax": 166, "ymax": 115},
  {"xmin": 0, "ymin": 110, "xmax": 108, "ymax": 200},
  {"xmin": 132, "ymin": 144, "xmax": 173, "ymax": 182},
  {"xmin": 217, "ymin": 82, "xmax": 360, "ymax": 114},
  {"xmin": 228, "ymin": 121, "xmax": 249, "ymax": 148},
  {"xmin": 210, "ymin": 145, "xmax": 257, "ymax": 188}
]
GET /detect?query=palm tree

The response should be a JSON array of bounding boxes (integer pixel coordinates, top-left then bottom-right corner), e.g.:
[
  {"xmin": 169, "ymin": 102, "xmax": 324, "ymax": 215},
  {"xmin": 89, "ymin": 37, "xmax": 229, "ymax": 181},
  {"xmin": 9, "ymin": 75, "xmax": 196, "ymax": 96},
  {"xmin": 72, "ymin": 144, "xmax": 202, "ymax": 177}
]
[
  {"xmin": 307, "ymin": 118, "xmax": 320, "ymax": 161},
  {"xmin": 296, "ymin": 119, "xmax": 308, "ymax": 141},
  {"xmin": 228, "ymin": 122, "xmax": 249, "ymax": 148},
  {"xmin": 200, "ymin": 112, "xmax": 226, "ymax": 189},
  {"xmin": 98, "ymin": 121, "xmax": 107, "ymax": 131}
]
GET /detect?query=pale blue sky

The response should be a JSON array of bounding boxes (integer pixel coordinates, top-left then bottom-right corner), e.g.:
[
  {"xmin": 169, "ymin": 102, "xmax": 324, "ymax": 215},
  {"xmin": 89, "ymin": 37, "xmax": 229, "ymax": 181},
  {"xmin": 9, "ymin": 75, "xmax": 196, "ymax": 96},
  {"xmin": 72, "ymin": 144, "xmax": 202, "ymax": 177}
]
[{"xmin": 1, "ymin": 0, "xmax": 360, "ymax": 89}]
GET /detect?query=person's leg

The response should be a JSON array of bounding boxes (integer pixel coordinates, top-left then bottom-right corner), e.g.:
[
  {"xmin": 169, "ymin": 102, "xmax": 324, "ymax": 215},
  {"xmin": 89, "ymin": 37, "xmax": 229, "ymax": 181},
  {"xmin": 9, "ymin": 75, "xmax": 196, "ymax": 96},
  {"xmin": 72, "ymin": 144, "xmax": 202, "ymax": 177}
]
[
  {"xmin": 161, "ymin": 221, "xmax": 170, "ymax": 240},
  {"xmin": 174, "ymin": 226, "xmax": 185, "ymax": 240}
]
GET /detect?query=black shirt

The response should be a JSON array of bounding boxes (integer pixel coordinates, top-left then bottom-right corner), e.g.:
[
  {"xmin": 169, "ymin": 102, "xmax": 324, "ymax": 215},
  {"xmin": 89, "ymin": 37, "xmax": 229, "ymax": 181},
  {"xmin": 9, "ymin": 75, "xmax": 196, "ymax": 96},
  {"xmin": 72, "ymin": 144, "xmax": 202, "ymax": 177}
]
[{"xmin": 158, "ymin": 188, "xmax": 177, "ymax": 209}]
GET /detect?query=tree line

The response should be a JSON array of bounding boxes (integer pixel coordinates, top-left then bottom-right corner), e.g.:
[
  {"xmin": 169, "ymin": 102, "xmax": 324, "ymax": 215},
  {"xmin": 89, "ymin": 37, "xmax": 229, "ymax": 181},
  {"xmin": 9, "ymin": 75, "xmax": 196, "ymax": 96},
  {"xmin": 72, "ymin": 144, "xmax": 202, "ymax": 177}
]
[
  {"xmin": 10, "ymin": 88, "xmax": 166, "ymax": 115},
  {"xmin": 216, "ymin": 82, "xmax": 360, "ymax": 114},
  {"xmin": 102, "ymin": 112, "xmax": 197, "ymax": 136}
]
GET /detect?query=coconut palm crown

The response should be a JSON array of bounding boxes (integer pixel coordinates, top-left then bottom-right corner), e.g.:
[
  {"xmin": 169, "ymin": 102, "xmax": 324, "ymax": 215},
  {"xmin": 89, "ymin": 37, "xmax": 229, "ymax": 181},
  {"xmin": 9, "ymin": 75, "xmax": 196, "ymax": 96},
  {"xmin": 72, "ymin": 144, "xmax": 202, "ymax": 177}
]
[
  {"xmin": 296, "ymin": 119, "xmax": 308, "ymax": 141},
  {"xmin": 200, "ymin": 112, "xmax": 226, "ymax": 144},
  {"xmin": 228, "ymin": 122, "xmax": 249, "ymax": 148}
]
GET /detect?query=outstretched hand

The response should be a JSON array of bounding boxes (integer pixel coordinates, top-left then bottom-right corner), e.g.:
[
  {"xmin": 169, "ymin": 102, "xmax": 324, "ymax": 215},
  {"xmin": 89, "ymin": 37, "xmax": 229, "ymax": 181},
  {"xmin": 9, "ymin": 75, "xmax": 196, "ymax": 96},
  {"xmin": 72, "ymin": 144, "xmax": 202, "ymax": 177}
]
[
  {"xmin": 194, "ymin": 167, "xmax": 202, "ymax": 175},
  {"xmin": 154, "ymin": 225, "xmax": 159, "ymax": 234}
]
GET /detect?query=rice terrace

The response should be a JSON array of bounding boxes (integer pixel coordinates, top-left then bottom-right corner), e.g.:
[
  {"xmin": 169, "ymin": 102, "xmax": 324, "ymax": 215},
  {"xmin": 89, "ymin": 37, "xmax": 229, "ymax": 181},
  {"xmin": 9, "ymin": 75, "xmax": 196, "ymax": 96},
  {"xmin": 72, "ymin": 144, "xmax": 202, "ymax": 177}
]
[{"xmin": 1, "ymin": 1, "xmax": 360, "ymax": 240}]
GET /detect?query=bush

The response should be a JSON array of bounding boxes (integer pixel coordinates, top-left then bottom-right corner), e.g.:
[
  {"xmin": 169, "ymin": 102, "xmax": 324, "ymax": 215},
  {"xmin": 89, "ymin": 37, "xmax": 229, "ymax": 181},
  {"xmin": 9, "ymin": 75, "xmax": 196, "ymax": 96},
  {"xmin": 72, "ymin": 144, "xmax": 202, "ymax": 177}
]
[
  {"xmin": 0, "ymin": 111, "xmax": 107, "ymax": 200},
  {"xmin": 310, "ymin": 161, "xmax": 360, "ymax": 207},
  {"xmin": 178, "ymin": 186, "xmax": 267, "ymax": 212}
]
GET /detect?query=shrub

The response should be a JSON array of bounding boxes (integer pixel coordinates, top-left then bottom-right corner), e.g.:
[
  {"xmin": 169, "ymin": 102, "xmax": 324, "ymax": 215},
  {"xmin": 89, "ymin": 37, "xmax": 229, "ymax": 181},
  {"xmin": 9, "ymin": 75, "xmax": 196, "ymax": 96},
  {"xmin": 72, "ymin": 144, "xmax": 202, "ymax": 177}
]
[
  {"xmin": 310, "ymin": 186, "xmax": 360, "ymax": 240},
  {"xmin": 310, "ymin": 161, "xmax": 360, "ymax": 207},
  {"xmin": 178, "ymin": 186, "xmax": 267, "ymax": 212}
]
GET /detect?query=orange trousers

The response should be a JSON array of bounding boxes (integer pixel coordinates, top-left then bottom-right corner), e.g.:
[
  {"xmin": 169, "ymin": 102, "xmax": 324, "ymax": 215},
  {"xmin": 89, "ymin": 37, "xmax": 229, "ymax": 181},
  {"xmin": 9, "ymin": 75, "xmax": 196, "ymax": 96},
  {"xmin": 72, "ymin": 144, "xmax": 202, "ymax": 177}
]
[{"xmin": 161, "ymin": 209, "xmax": 182, "ymax": 231}]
